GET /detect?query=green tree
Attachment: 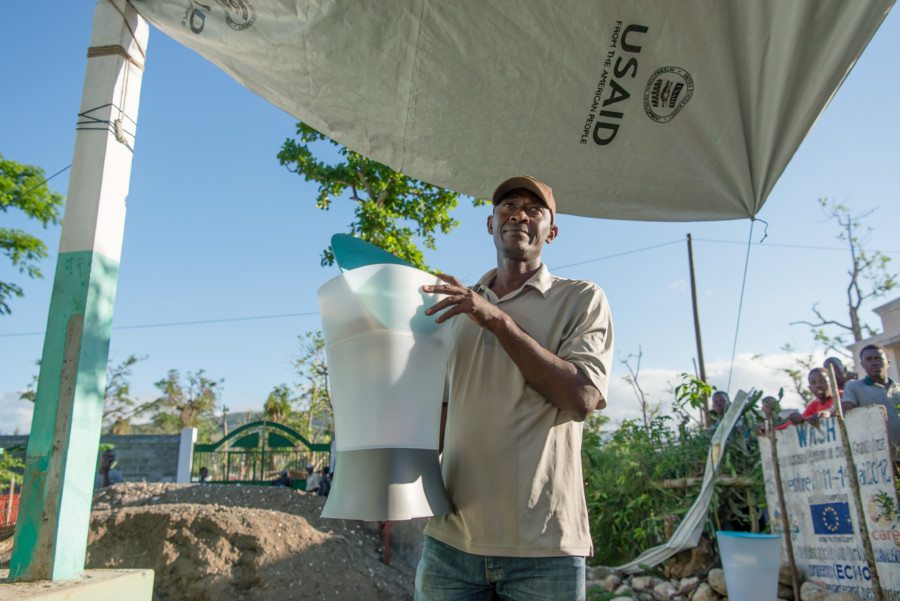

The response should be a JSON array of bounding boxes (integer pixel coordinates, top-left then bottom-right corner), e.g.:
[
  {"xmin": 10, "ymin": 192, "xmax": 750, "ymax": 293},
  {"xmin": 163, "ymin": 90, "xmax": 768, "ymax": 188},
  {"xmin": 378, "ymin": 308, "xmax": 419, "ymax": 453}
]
[
  {"xmin": 278, "ymin": 122, "xmax": 487, "ymax": 269},
  {"xmin": 18, "ymin": 360, "xmax": 39, "ymax": 403},
  {"xmin": 143, "ymin": 369, "xmax": 222, "ymax": 441},
  {"xmin": 791, "ymin": 199, "xmax": 897, "ymax": 355},
  {"xmin": 0, "ymin": 155, "xmax": 65, "ymax": 315},
  {"xmin": 674, "ymin": 373, "xmax": 714, "ymax": 427},
  {"xmin": 0, "ymin": 448, "xmax": 25, "ymax": 489},
  {"xmin": 292, "ymin": 330, "xmax": 332, "ymax": 443},
  {"xmin": 19, "ymin": 355, "xmax": 151, "ymax": 434},
  {"xmin": 772, "ymin": 344, "xmax": 815, "ymax": 405},
  {"xmin": 620, "ymin": 347, "xmax": 660, "ymax": 430},
  {"xmin": 102, "ymin": 354, "xmax": 149, "ymax": 434},
  {"xmin": 263, "ymin": 383, "xmax": 295, "ymax": 424}
]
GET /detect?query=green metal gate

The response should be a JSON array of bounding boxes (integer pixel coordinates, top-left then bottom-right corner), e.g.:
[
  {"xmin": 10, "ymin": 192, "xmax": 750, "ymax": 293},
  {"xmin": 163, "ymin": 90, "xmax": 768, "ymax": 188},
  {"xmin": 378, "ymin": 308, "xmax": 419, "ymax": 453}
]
[{"xmin": 192, "ymin": 421, "xmax": 330, "ymax": 488}]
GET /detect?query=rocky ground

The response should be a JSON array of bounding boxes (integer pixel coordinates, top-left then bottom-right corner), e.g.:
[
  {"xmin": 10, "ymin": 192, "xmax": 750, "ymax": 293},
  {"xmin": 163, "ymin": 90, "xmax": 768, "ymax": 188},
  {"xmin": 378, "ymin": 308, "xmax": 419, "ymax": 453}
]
[
  {"xmin": 2, "ymin": 483, "xmax": 414, "ymax": 601},
  {"xmin": 1, "ymin": 486, "xmax": 866, "ymax": 601},
  {"xmin": 587, "ymin": 564, "xmax": 862, "ymax": 601}
]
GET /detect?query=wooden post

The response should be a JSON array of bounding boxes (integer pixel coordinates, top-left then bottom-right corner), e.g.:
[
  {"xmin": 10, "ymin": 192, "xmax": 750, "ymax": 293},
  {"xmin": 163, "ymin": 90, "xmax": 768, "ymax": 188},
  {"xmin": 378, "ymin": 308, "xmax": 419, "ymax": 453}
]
[
  {"xmin": 9, "ymin": 0, "xmax": 147, "ymax": 581},
  {"xmin": 826, "ymin": 366, "xmax": 885, "ymax": 601},
  {"xmin": 764, "ymin": 405, "xmax": 801, "ymax": 601},
  {"xmin": 686, "ymin": 234, "xmax": 710, "ymax": 426},
  {"xmin": 5, "ymin": 478, "xmax": 15, "ymax": 526}
]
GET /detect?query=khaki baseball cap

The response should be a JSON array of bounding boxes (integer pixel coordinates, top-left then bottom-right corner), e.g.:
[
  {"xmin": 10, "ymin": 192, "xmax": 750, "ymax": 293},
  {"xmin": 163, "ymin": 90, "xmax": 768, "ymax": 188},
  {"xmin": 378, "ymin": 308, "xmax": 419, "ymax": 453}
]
[{"xmin": 491, "ymin": 175, "xmax": 556, "ymax": 222}]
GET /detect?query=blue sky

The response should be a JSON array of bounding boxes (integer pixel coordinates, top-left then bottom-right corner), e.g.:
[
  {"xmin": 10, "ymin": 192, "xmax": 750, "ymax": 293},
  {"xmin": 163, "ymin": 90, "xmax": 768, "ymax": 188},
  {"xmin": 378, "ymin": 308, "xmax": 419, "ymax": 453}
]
[{"xmin": 2, "ymin": 5, "xmax": 898, "ymax": 432}]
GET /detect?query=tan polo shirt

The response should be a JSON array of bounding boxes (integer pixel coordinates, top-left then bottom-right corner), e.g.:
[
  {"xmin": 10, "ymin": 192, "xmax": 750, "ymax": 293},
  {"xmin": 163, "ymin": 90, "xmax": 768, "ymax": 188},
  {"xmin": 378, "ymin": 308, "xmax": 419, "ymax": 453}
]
[{"xmin": 424, "ymin": 264, "xmax": 614, "ymax": 557}]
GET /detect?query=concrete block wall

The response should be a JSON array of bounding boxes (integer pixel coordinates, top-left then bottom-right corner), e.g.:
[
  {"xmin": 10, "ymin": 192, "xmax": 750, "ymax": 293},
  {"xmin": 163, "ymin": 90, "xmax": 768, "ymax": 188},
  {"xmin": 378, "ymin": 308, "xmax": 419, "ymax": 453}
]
[
  {"xmin": 102, "ymin": 435, "xmax": 181, "ymax": 482},
  {"xmin": 0, "ymin": 434, "xmax": 181, "ymax": 483}
]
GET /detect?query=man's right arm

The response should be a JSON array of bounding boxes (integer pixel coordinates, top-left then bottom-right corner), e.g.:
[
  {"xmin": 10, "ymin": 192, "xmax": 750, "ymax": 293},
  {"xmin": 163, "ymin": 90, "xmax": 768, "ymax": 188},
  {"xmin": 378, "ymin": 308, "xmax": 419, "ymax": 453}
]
[{"xmin": 841, "ymin": 382, "xmax": 860, "ymax": 408}]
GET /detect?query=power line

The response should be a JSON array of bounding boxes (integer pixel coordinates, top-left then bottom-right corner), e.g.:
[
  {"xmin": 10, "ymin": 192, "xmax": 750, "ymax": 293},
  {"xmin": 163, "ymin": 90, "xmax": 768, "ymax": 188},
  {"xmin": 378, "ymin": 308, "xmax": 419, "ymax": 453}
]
[
  {"xmin": 726, "ymin": 222, "xmax": 756, "ymax": 394},
  {"xmin": 7, "ymin": 164, "xmax": 72, "ymax": 203},
  {"xmin": 2, "ymin": 231, "xmax": 891, "ymax": 338},
  {"xmin": 551, "ymin": 239, "xmax": 683, "ymax": 271},
  {"xmin": 0, "ymin": 311, "xmax": 320, "ymax": 338},
  {"xmin": 694, "ymin": 237, "xmax": 899, "ymax": 255},
  {"xmin": 1, "ymin": 240, "xmax": 688, "ymax": 338}
]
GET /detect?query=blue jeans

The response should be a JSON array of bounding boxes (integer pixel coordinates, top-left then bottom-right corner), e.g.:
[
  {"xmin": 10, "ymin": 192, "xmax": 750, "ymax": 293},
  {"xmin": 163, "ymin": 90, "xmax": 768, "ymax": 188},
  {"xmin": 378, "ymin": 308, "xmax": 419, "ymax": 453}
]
[{"xmin": 415, "ymin": 535, "xmax": 586, "ymax": 601}]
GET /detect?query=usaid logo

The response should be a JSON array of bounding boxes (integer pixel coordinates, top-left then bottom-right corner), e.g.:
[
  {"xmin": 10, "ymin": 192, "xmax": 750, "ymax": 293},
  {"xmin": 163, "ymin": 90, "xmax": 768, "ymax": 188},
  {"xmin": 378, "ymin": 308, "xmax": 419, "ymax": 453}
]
[
  {"xmin": 182, "ymin": 0, "xmax": 256, "ymax": 34},
  {"xmin": 217, "ymin": 0, "xmax": 257, "ymax": 31},
  {"xmin": 643, "ymin": 66, "xmax": 694, "ymax": 123}
]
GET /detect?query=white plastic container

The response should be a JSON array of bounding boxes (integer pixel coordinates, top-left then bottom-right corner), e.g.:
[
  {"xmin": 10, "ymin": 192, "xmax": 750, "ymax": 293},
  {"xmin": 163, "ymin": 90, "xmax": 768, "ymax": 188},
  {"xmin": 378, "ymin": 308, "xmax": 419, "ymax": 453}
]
[
  {"xmin": 317, "ymin": 263, "xmax": 453, "ymax": 520},
  {"xmin": 716, "ymin": 531, "xmax": 782, "ymax": 601}
]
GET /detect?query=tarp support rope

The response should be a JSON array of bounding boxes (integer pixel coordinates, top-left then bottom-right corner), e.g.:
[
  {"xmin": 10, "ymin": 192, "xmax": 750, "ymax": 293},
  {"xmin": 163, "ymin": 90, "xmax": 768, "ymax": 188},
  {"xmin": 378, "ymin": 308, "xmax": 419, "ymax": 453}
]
[
  {"xmin": 726, "ymin": 219, "xmax": 756, "ymax": 393},
  {"xmin": 76, "ymin": 1, "xmax": 147, "ymax": 152}
]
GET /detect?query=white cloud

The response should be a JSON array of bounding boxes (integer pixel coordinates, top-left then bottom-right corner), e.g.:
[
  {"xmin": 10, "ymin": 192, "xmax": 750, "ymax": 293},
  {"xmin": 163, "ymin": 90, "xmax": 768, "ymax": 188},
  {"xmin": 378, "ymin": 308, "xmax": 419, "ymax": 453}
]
[
  {"xmin": 601, "ymin": 350, "xmax": 824, "ymax": 425},
  {"xmin": 1, "ymin": 391, "xmax": 33, "ymax": 435},
  {"xmin": 667, "ymin": 278, "xmax": 688, "ymax": 293}
]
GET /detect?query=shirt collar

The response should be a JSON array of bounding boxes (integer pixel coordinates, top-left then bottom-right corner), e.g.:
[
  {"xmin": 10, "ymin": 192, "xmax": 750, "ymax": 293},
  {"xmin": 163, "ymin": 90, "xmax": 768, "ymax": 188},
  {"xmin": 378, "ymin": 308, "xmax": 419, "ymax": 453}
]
[
  {"xmin": 475, "ymin": 264, "xmax": 554, "ymax": 299},
  {"xmin": 863, "ymin": 375, "xmax": 896, "ymax": 387}
]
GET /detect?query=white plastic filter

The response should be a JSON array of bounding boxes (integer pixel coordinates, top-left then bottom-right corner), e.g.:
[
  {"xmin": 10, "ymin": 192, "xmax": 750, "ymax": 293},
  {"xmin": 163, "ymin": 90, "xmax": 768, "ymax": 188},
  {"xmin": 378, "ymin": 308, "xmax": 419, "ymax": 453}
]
[{"xmin": 318, "ymin": 263, "xmax": 452, "ymax": 452}]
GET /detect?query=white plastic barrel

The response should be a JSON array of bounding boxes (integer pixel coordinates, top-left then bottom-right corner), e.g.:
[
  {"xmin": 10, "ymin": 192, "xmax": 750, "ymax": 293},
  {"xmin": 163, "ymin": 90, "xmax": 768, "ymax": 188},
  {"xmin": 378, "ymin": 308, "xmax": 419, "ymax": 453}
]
[
  {"xmin": 317, "ymin": 263, "xmax": 453, "ymax": 520},
  {"xmin": 716, "ymin": 531, "xmax": 782, "ymax": 601}
]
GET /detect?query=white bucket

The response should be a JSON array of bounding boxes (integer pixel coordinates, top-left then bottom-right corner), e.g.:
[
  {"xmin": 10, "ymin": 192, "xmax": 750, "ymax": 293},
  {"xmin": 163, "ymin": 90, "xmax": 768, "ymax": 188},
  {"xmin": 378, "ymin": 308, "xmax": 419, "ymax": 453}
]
[{"xmin": 716, "ymin": 531, "xmax": 782, "ymax": 601}]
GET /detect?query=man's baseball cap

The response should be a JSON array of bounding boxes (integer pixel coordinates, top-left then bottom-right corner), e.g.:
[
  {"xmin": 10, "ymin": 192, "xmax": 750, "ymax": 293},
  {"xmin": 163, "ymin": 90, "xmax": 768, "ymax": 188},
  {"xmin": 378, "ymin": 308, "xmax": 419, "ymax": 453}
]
[{"xmin": 491, "ymin": 175, "xmax": 556, "ymax": 222}]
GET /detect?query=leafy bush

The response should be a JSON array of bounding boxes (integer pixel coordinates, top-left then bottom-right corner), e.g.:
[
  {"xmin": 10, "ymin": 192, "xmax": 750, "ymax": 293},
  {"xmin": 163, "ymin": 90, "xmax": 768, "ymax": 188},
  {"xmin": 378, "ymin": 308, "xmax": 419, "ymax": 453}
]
[
  {"xmin": 582, "ymin": 385, "xmax": 765, "ymax": 566},
  {"xmin": 0, "ymin": 447, "xmax": 25, "ymax": 492}
]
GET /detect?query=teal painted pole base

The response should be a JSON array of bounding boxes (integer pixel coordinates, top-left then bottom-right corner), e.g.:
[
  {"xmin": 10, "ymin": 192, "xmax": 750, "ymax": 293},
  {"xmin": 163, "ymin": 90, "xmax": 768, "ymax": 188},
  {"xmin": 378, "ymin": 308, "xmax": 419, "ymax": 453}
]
[{"xmin": 10, "ymin": 250, "xmax": 120, "ymax": 581}]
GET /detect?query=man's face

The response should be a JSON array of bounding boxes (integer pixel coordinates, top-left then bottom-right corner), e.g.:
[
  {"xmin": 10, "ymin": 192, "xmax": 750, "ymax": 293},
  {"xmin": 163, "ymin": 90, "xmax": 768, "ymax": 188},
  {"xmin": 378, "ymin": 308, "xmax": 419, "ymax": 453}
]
[
  {"xmin": 823, "ymin": 358, "xmax": 845, "ymax": 383},
  {"xmin": 100, "ymin": 451, "xmax": 116, "ymax": 469},
  {"xmin": 487, "ymin": 190, "xmax": 557, "ymax": 261},
  {"xmin": 861, "ymin": 349, "xmax": 888, "ymax": 380},
  {"xmin": 808, "ymin": 371, "xmax": 831, "ymax": 402},
  {"xmin": 711, "ymin": 393, "xmax": 728, "ymax": 415}
]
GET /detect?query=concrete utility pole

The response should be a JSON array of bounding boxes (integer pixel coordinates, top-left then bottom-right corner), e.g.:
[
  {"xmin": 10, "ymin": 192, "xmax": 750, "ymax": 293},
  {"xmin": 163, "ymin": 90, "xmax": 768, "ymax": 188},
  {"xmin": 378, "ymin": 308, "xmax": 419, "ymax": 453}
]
[
  {"xmin": 10, "ymin": 0, "xmax": 148, "ymax": 581},
  {"xmin": 686, "ymin": 234, "xmax": 710, "ymax": 426}
]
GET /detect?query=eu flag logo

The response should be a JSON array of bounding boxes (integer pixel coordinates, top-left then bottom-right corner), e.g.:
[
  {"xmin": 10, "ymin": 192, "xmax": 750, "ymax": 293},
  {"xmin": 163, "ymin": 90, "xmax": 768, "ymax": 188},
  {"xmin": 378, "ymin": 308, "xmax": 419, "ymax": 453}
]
[{"xmin": 810, "ymin": 502, "xmax": 854, "ymax": 535}]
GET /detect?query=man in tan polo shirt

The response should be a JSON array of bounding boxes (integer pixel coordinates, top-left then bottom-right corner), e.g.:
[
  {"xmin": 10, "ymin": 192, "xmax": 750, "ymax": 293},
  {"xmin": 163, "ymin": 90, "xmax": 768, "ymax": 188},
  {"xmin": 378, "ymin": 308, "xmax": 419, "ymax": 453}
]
[{"xmin": 416, "ymin": 175, "xmax": 614, "ymax": 601}]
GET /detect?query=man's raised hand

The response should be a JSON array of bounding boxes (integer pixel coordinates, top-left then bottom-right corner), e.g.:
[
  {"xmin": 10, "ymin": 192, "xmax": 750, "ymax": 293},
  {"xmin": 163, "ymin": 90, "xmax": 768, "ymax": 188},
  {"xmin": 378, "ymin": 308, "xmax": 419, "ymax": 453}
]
[{"xmin": 422, "ymin": 274, "xmax": 505, "ymax": 330}]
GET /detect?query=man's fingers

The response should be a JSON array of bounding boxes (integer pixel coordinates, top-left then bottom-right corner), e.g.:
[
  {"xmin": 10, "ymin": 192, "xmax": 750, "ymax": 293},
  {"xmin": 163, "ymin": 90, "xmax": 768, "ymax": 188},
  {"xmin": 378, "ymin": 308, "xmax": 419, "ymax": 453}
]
[
  {"xmin": 435, "ymin": 305, "xmax": 464, "ymax": 323},
  {"xmin": 422, "ymin": 283, "xmax": 463, "ymax": 295},
  {"xmin": 435, "ymin": 273, "xmax": 463, "ymax": 287},
  {"xmin": 424, "ymin": 295, "xmax": 465, "ymax": 315}
]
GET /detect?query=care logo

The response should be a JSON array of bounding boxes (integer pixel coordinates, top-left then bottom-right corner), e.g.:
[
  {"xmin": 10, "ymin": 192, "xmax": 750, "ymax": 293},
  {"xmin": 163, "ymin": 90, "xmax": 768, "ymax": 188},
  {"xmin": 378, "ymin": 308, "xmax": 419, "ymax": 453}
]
[
  {"xmin": 643, "ymin": 66, "xmax": 693, "ymax": 124},
  {"xmin": 868, "ymin": 490, "xmax": 900, "ymax": 547}
]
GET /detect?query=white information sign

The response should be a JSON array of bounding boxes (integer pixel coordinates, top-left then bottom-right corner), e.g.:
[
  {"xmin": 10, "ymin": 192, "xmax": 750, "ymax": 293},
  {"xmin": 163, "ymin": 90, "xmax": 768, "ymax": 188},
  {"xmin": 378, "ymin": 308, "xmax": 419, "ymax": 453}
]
[{"xmin": 760, "ymin": 406, "xmax": 900, "ymax": 600}]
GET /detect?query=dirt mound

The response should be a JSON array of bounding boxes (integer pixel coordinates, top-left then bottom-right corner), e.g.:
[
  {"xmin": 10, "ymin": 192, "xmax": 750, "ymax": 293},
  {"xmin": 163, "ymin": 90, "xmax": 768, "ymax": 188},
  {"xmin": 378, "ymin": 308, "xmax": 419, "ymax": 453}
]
[{"xmin": 86, "ymin": 483, "xmax": 414, "ymax": 601}]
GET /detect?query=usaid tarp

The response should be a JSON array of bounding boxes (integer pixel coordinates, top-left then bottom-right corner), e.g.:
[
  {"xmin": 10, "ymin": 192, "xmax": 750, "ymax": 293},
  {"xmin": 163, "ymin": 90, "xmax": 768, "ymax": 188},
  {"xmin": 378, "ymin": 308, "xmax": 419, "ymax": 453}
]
[
  {"xmin": 760, "ymin": 406, "xmax": 900, "ymax": 599},
  {"xmin": 131, "ymin": 0, "xmax": 893, "ymax": 221}
]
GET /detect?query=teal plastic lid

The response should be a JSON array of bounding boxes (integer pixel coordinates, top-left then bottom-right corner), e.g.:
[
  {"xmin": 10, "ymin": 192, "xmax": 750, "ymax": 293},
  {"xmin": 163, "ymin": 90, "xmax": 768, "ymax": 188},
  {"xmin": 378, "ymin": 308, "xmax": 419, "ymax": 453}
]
[
  {"xmin": 716, "ymin": 531, "xmax": 781, "ymax": 539},
  {"xmin": 331, "ymin": 234, "xmax": 413, "ymax": 272}
]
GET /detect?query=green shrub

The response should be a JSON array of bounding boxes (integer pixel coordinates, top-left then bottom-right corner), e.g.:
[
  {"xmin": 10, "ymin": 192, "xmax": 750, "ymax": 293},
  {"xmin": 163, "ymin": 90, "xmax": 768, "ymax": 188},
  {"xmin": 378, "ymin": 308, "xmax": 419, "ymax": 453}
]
[{"xmin": 582, "ymin": 387, "xmax": 765, "ymax": 566}]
